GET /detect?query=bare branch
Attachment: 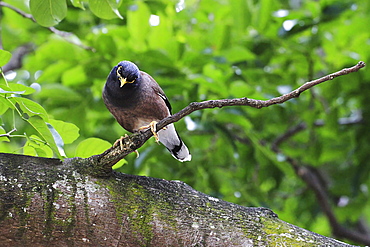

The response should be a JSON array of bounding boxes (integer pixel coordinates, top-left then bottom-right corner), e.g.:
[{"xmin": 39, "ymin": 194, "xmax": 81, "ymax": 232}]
[
  {"xmin": 156, "ymin": 61, "xmax": 366, "ymax": 130},
  {"xmin": 2, "ymin": 44, "xmax": 33, "ymax": 72},
  {"xmin": 91, "ymin": 62, "xmax": 366, "ymax": 173},
  {"xmin": 271, "ymin": 124, "xmax": 370, "ymax": 245}
]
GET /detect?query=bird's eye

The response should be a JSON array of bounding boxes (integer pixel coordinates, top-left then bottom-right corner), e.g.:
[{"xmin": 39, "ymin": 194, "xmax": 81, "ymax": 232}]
[
  {"xmin": 116, "ymin": 66, "xmax": 124, "ymax": 80},
  {"xmin": 117, "ymin": 66, "xmax": 122, "ymax": 75}
]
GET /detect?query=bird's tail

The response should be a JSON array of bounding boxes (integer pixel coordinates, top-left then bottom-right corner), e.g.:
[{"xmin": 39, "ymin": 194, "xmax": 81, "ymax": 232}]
[{"xmin": 157, "ymin": 124, "xmax": 191, "ymax": 162}]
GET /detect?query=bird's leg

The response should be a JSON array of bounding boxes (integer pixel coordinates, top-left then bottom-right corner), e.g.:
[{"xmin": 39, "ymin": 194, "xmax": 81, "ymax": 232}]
[
  {"xmin": 113, "ymin": 134, "xmax": 140, "ymax": 158},
  {"xmin": 113, "ymin": 134, "xmax": 128, "ymax": 150},
  {"xmin": 149, "ymin": 121, "xmax": 159, "ymax": 143},
  {"xmin": 138, "ymin": 121, "xmax": 160, "ymax": 143}
]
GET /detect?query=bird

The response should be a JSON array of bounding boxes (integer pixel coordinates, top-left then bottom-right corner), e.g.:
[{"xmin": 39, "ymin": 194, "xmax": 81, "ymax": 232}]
[{"xmin": 103, "ymin": 61, "xmax": 191, "ymax": 162}]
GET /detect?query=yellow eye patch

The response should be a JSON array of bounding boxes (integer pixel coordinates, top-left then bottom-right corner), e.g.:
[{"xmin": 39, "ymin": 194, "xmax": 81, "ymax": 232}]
[{"xmin": 116, "ymin": 66, "xmax": 135, "ymax": 87}]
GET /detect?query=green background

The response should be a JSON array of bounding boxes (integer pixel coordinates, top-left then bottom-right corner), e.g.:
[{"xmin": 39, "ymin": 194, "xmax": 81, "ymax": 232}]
[{"xmin": 1, "ymin": 0, "xmax": 369, "ymax": 245}]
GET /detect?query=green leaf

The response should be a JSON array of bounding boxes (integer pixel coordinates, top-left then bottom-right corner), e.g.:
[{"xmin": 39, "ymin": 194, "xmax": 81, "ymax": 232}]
[
  {"xmin": 0, "ymin": 83, "xmax": 36, "ymax": 95},
  {"xmin": 112, "ymin": 159, "xmax": 128, "ymax": 171},
  {"xmin": 221, "ymin": 46, "xmax": 256, "ymax": 63},
  {"xmin": 35, "ymin": 83, "xmax": 82, "ymax": 104},
  {"xmin": 96, "ymin": 35, "xmax": 117, "ymax": 55},
  {"xmin": 12, "ymin": 97, "xmax": 49, "ymax": 121},
  {"xmin": 47, "ymin": 122, "xmax": 66, "ymax": 157},
  {"xmin": 249, "ymin": 131, "xmax": 295, "ymax": 177},
  {"xmin": 89, "ymin": 0, "xmax": 123, "ymax": 19},
  {"xmin": 36, "ymin": 60, "xmax": 71, "ymax": 83},
  {"xmin": 23, "ymin": 144, "xmax": 37, "ymax": 156},
  {"xmin": 75, "ymin": 137, "xmax": 111, "ymax": 158},
  {"xmin": 0, "ymin": 50, "xmax": 12, "ymax": 67},
  {"xmin": 61, "ymin": 65, "xmax": 87, "ymax": 86},
  {"xmin": 1, "ymin": 96, "xmax": 16, "ymax": 110},
  {"xmin": 127, "ymin": 1, "xmax": 150, "ymax": 50},
  {"xmin": 0, "ymin": 97, "xmax": 10, "ymax": 115},
  {"xmin": 30, "ymin": 0, "xmax": 67, "ymax": 27},
  {"xmin": 70, "ymin": 0, "xmax": 85, "ymax": 10},
  {"xmin": 24, "ymin": 135, "xmax": 53, "ymax": 157},
  {"xmin": 48, "ymin": 119, "xmax": 79, "ymax": 144},
  {"xmin": 256, "ymin": 0, "xmax": 273, "ymax": 31},
  {"xmin": 0, "ymin": 88, "xmax": 26, "ymax": 95},
  {"xmin": 147, "ymin": 13, "xmax": 177, "ymax": 59},
  {"xmin": 229, "ymin": 80, "xmax": 254, "ymax": 98},
  {"xmin": 26, "ymin": 116, "xmax": 63, "ymax": 159}
]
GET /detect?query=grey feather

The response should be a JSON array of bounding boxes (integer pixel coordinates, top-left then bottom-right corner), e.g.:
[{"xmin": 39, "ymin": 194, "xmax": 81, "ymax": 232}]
[{"xmin": 158, "ymin": 124, "xmax": 191, "ymax": 162}]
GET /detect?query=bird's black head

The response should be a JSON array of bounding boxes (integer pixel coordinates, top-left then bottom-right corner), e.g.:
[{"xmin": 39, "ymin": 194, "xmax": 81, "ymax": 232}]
[
  {"xmin": 112, "ymin": 61, "xmax": 140, "ymax": 88},
  {"xmin": 104, "ymin": 61, "xmax": 141, "ymax": 108}
]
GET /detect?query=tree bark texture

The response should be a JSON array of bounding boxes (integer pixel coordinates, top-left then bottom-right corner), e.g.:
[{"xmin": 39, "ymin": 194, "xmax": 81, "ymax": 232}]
[{"xmin": 0, "ymin": 153, "xmax": 357, "ymax": 246}]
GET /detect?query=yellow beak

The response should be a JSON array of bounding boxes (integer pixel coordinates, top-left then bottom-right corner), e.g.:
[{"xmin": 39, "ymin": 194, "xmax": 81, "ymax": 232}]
[
  {"xmin": 119, "ymin": 77, "xmax": 127, "ymax": 87},
  {"xmin": 116, "ymin": 66, "xmax": 135, "ymax": 87},
  {"xmin": 119, "ymin": 77, "xmax": 135, "ymax": 87}
]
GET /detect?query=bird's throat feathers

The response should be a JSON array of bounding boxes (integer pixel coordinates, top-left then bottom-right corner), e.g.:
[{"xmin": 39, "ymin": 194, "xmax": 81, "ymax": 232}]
[{"xmin": 105, "ymin": 73, "xmax": 141, "ymax": 108}]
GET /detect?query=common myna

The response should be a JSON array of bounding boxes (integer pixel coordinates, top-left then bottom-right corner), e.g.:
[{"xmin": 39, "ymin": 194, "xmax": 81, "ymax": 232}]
[{"xmin": 103, "ymin": 61, "xmax": 191, "ymax": 162}]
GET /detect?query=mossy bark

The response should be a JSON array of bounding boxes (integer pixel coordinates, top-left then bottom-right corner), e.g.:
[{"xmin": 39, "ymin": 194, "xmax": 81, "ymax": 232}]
[{"xmin": 0, "ymin": 153, "xmax": 356, "ymax": 246}]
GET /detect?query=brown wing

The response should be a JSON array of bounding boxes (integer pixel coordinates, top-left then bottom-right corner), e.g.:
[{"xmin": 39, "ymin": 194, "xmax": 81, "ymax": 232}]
[
  {"xmin": 106, "ymin": 72, "xmax": 172, "ymax": 132},
  {"xmin": 135, "ymin": 71, "xmax": 172, "ymax": 120}
]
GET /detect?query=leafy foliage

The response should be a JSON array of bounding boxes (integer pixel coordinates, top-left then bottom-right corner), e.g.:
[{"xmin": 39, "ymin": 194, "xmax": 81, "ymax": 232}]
[
  {"xmin": 29, "ymin": 0, "xmax": 67, "ymax": 27},
  {"xmin": 1, "ymin": 0, "xmax": 369, "ymax": 244}
]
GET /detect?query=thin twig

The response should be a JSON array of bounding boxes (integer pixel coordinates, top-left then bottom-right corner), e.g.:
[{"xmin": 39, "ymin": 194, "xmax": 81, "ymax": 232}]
[
  {"xmin": 0, "ymin": 1, "xmax": 94, "ymax": 51},
  {"xmin": 156, "ymin": 61, "xmax": 366, "ymax": 131},
  {"xmin": 0, "ymin": 128, "xmax": 16, "ymax": 137},
  {"xmin": 93, "ymin": 61, "xmax": 366, "ymax": 170},
  {"xmin": 2, "ymin": 44, "xmax": 33, "ymax": 72},
  {"xmin": 0, "ymin": 2, "xmax": 33, "ymax": 19}
]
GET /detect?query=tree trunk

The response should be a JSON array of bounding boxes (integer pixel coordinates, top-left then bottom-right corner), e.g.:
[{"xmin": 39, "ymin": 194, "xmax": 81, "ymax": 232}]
[{"xmin": 0, "ymin": 153, "xmax": 356, "ymax": 246}]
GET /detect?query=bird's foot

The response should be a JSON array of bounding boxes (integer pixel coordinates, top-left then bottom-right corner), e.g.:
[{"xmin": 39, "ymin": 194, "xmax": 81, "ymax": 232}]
[
  {"xmin": 113, "ymin": 134, "xmax": 129, "ymax": 150},
  {"xmin": 138, "ymin": 121, "xmax": 159, "ymax": 143},
  {"xmin": 113, "ymin": 134, "xmax": 140, "ymax": 158}
]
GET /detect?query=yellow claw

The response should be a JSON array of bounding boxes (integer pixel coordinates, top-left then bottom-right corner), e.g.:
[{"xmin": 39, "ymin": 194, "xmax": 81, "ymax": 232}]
[
  {"xmin": 113, "ymin": 134, "xmax": 128, "ymax": 149},
  {"xmin": 138, "ymin": 121, "xmax": 160, "ymax": 143},
  {"xmin": 113, "ymin": 134, "xmax": 140, "ymax": 158}
]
